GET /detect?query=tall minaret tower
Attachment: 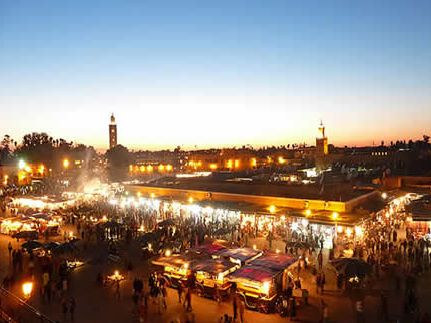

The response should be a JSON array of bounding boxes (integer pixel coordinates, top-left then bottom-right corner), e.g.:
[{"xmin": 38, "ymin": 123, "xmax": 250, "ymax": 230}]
[
  {"xmin": 109, "ymin": 113, "xmax": 117, "ymax": 149},
  {"xmin": 316, "ymin": 120, "xmax": 328, "ymax": 156},
  {"xmin": 318, "ymin": 120, "xmax": 326, "ymax": 138}
]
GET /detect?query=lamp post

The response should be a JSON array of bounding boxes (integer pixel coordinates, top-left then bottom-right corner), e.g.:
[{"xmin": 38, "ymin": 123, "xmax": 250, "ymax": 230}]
[{"xmin": 22, "ymin": 282, "xmax": 33, "ymax": 300}]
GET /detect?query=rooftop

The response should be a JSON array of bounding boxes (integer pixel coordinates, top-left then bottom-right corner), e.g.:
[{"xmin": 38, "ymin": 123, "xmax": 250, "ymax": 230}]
[{"xmin": 143, "ymin": 176, "xmax": 373, "ymax": 202}]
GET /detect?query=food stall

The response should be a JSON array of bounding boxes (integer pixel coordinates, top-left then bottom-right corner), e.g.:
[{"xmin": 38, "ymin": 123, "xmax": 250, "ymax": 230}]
[
  {"xmin": 194, "ymin": 259, "xmax": 238, "ymax": 300},
  {"xmin": 152, "ymin": 254, "xmax": 195, "ymax": 288},
  {"xmin": 1, "ymin": 217, "xmax": 32, "ymax": 235},
  {"xmin": 228, "ymin": 253, "xmax": 297, "ymax": 313}
]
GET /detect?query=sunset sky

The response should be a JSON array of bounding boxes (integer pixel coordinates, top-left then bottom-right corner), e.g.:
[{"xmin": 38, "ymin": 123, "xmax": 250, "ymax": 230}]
[{"xmin": 1, "ymin": 0, "xmax": 430, "ymax": 151}]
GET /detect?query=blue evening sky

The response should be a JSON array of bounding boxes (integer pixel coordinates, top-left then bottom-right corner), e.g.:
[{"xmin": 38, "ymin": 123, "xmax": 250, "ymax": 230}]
[{"xmin": 1, "ymin": 0, "xmax": 430, "ymax": 149}]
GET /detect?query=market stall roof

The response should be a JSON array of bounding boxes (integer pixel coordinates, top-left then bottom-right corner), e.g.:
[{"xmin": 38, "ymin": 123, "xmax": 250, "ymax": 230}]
[
  {"xmin": 249, "ymin": 252, "xmax": 296, "ymax": 271},
  {"xmin": 194, "ymin": 259, "xmax": 238, "ymax": 275},
  {"xmin": 28, "ymin": 213, "xmax": 51, "ymax": 220},
  {"xmin": 219, "ymin": 247, "xmax": 262, "ymax": 265},
  {"xmin": 137, "ymin": 177, "xmax": 368, "ymax": 201},
  {"xmin": 229, "ymin": 265, "xmax": 279, "ymax": 283},
  {"xmin": 152, "ymin": 254, "xmax": 202, "ymax": 269},
  {"xmin": 188, "ymin": 242, "xmax": 228, "ymax": 256},
  {"xmin": 405, "ymin": 194, "xmax": 431, "ymax": 221}
]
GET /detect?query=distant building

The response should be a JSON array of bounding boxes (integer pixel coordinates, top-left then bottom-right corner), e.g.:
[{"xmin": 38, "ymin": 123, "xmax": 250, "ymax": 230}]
[{"xmin": 109, "ymin": 114, "xmax": 117, "ymax": 149}]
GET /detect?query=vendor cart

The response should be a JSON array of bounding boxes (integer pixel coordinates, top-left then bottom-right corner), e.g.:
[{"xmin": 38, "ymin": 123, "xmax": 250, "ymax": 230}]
[
  {"xmin": 194, "ymin": 259, "xmax": 238, "ymax": 301},
  {"xmin": 152, "ymin": 254, "xmax": 195, "ymax": 288},
  {"xmin": 228, "ymin": 252, "xmax": 297, "ymax": 313}
]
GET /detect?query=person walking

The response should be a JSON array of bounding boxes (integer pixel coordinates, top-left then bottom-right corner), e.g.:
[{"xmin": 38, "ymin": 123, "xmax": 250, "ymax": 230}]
[
  {"xmin": 320, "ymin": 272, "xmax": 326, "ymax": 294},
  {"xmin": 7, "ymin": 242, "xmax": 12, "ymax": 259},
  {"xmin": 289, "ymin": 297, "xmax": 296, "ymax": 321},
  {"xmin": 177, "ymin": 282, "xmax": 183, "ymax": 303},
  {"xmin": 115, "ymin": 279, "xmax": 121, "ymax": 299},
  {"xmin": 69, "ymin": 297, "xmax": 76, "ymax": 322},
  {"xmin": 316, "ymin": 273, "xmax": 321, "ymax": 294},
  {"xmin": 61, "ymin": 297, "xmax": 68, "ymax": 320},
  {"xmin": 355, "ymin": 300, "xmax": 364, "ymax": 323},
  {"xmin": 184, "ymin": 286, "xmax": 192, "ymax": 312},
  {"xmin": 318, "ymin": 251, "xmax": 323, "ymax": 271},
  {"xmin": 320, "ymin": 299, "xmax": 328, "ymax": 323},
  {"xmin": 232, "ymin": 294, "xmax": 238, "ymax": 322},
  {"xmin": 238, "ymin": 298, "xmax": 245, "ymax": 323}
]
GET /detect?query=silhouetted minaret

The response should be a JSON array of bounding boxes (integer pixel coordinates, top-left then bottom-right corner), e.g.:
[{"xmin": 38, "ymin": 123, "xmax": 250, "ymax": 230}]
[{"xmin": 109, "ymin": 113, "xmax": 117, "ymax": 149}]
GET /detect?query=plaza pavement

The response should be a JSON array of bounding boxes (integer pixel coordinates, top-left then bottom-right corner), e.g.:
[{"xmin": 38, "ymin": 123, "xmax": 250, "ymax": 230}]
[{"xmin": 0, "ymin": 224, "xmax": 430, "ymax": 322}]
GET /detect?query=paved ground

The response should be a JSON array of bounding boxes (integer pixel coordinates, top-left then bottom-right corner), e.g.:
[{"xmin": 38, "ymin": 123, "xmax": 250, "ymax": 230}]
[{"xmin": 0, "ymin": 225, "xmax": 430, "ymax": 323}]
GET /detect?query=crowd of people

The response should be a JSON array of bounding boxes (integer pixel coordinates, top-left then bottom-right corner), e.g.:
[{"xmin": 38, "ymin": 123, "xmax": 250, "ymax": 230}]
[
  {"xmin": 2, "ymin": 181, "xmax": 431, "ymax": 322},
  {"xmin": 332, "ymin": 195, "xmax": 431, "ymax": 322}
]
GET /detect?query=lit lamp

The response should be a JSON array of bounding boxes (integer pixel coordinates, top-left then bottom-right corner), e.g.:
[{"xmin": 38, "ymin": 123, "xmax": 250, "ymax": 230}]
[
  {"xmin": 188, "ymin": 197, "xmax": 194, "ymax": 204},
  {"xmin": 63, "ymin": 158, "xmax": 70, "ymax": 169},
  {"xmin": 332, "ymin": 212, "xmax": 339, "ymax": 221},
  {"xmin": 18, "ymin": 159, "xmax": 26, "ymax": 170},
  {"xmin": 22, "ymin": 282, "xmax": 33, "ymax": 299},
  {"xmin": 269, "ymin": 205, "xmax": 276, "ymax": 214},
  {"xmin": 305, "ymin": 209, "xmax": 312, "ymax": 217},
  {"xmin": 262, "ymin": 281, "xmax": 271, "ymax": 295}
]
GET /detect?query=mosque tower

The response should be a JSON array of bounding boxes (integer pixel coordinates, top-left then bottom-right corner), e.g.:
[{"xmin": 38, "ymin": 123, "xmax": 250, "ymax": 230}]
[
  {"xmin": 109, "ymin": 113, "xmax": 117, "ymax": 149},
  {"xmin": 316, "ymin": 120, "xmax": 328, "ymax": 156}
]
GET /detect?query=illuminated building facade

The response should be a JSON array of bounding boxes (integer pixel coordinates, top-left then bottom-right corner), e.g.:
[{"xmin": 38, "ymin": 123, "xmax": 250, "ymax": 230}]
[{"xmin": 109, "ymin": 113, "xmax": 117, "ymax": 149}]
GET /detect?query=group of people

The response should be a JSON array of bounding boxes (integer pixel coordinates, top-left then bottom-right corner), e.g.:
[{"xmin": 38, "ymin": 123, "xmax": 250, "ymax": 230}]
[{"xmin": 341, "ymin": 195, "xmax": 431, "ymax": 321}]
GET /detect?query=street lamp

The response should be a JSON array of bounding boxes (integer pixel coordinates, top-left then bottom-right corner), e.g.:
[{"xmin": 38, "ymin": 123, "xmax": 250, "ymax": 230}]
[
  {"xmin": 22, "ymin": 282, "xmax": 33, "ymax": 299},
  {"xmin": 63, "ymin": 158, "xmax": 70, "ymax": 169}
]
